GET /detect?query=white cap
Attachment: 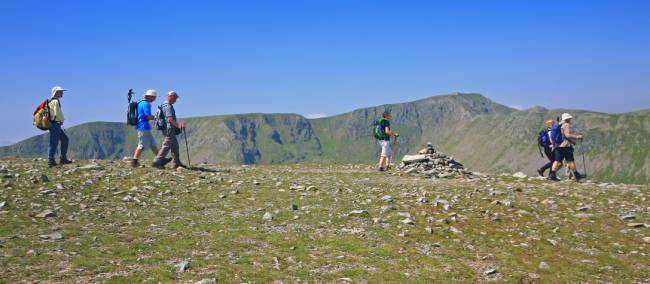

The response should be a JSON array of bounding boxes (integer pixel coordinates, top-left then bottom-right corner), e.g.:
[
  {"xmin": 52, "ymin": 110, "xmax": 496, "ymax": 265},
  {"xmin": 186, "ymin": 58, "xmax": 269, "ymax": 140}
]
[
  {"xmin": 168, "ymin": 90, "xmax": 179, "ymax": 97},
  {"xmin": 51, "ymin": 86, "xmax": 66, "ymax": 95},
  {"xmin": 144, "ymin": 89, "xmax": 158, "ymax": 97},
  {"xmin": 561, "ymin": 113, "xmax": 573, "ymax": 121},
  {"xmin": 427, "ymin": 141, "xmax": 433, "ymax": 146}
]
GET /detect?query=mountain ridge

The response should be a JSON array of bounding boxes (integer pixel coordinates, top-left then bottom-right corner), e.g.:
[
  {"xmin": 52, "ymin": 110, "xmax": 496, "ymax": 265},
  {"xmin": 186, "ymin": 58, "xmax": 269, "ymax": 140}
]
[{"xmin": 2, "ymin": 93, "xmax": 648, "ymax": 183}]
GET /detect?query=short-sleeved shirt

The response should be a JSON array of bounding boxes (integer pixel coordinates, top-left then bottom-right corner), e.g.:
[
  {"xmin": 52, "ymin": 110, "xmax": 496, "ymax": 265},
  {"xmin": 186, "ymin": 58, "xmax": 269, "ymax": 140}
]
[
  {"xmin": 136, "ymin": 100, "xmax": 153, "ymax": 131},
  {"xmin": 161, "ymin": 102, "xmax": 177, "ymax": 130},
  {"xmin": 380, "ymin": 119, "xmax": 390, "ymax": 141}
]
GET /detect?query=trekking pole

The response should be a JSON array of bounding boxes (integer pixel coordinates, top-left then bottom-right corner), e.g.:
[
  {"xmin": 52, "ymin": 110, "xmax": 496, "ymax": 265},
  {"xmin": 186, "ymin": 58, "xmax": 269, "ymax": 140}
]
[
  {"xmin": 182, "ymin": 127, "xmax": 191, "ymax": 168},
  {"xmin": 580, "ymin": 140, "xmax": 587, "ymax": 178}
]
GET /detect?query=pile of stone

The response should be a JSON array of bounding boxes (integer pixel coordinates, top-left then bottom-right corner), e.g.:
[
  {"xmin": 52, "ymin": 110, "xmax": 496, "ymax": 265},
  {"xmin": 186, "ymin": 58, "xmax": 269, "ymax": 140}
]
[{"xmin": 397, "ymin": 152, "xmax": 470, "ymax": 179}]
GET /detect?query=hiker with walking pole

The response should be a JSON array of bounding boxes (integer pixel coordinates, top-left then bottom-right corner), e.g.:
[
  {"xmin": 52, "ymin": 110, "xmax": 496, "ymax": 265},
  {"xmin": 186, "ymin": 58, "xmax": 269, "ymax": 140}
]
[
  {"xmin": 373, "ymin": 111, "xmax": 398, "ymax": 172},
  {"xmin": 547, "ymin": 113, "xmax": 585, "ymax": 181},
  {"xmin": 151, "ymin": 91, "xmax": 187, "ymax": 169}
]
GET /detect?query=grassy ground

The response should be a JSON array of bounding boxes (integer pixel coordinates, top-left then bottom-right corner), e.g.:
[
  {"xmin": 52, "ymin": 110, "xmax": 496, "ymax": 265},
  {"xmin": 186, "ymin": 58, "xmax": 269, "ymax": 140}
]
[{"xmin": 0, "ymin": 158, "xmax": 648, "ymax": 283}]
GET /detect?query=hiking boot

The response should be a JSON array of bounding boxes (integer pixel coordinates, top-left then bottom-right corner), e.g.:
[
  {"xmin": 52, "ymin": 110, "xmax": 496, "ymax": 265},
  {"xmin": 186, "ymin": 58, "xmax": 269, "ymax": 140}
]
[
  {"xmin": 546, "ymin": 172, "xmax": 560, "ymax": 181},
  {"xmin": 574, "ymin": 172, "xmax": 586, "ymax": 181},
  {"xmin": 48, "ymin": 161, "xmax": 58, "ymax": 168},
  {"xmin": 59, "ymin": 158, "xmax": 73, "ymax": 165},
  {"xmin": 173, "ymin": 163, "xmax": 187, "ymax": 169},
  {"xmin": 378, "ymin": 167, "xmax": 385, "ymax": 172},
  {"xmin": 151, "ymin": 158, "xmax": 173, "ymax": 169},
  {"xmin": 537, "ymin": 168, "xmax": 545, "ymax": 177},
  {"xmin": 130, "ymin": 159, "xmax": 139, "ymax": 167}
]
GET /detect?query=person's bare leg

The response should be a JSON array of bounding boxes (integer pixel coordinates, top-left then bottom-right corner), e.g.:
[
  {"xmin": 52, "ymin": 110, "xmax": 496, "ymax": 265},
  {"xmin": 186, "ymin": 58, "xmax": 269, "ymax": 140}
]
[
  {"xmin": 379, "ymin": 156, "xmax": 387, "ymax": 169},
  {"xmin": 133, "ymin": 148, "xmax": 143, "ymax": 159}
]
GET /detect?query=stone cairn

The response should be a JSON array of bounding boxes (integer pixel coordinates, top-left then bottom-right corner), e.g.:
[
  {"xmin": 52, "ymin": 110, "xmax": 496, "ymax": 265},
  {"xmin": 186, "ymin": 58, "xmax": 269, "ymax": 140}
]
[{"xmin": 397, "ymin": 152, "xmax": 472, "ymax": 179}]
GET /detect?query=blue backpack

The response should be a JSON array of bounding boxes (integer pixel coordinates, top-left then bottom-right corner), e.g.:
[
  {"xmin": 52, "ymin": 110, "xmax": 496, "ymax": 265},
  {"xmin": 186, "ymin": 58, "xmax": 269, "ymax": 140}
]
[
  {"xmin": 550, "ymin": 122, "xmax": 563, "ymax": 146},
  {"xmin": 537, "ymin": 129, "xmax": 550, "ymax": 147}
]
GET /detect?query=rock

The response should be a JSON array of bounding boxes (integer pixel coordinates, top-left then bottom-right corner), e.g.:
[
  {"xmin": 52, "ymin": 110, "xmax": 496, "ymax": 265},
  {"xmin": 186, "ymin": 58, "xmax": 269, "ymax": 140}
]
[
  {"xmin": 539, "ymin": 261, "xmax": 550, "ymax": 270},
  {"xmin": 289, "ymin": 185, "xmax": 306, "ymax": 191},
  {"xmin": 195, "ymin": 278, "xmax": 217, "ymax": 284},
  {"xmin": 381, "ymin": 195, "xmax": 393, "ymax": 202},
  {"xmin": 620, "ymin": 214, "xmax": 636, "ymax": 220},
  {"xmin": 306, "ymin": 185, "xmax": 317, "ymax": 191},
  {"xmin": 417, "ymin": 197, "xmax": 428, "ymax": 203},
  {"xmin": 643, "ymin": 236, "xmax": 650, "ymax": 244},
  {"xmin": 40, "ymin": 232, "xmax": 63, "ymax": 240},
  {"xmin": 0, "ymin": 201, "xmax": 6, "ymax": 208},
  {"xmin": 449, "ymin": 226, "xmax": 462, "ymax": 235},
  {"xmin": 574, "ymin": 213, "xmax": 594, "ymax": 219},
  {"xmin": 40, "ymin": 175, "xmax": 49, "ymax": 183},
  {"xmin": 289, "ymin": 204, "xmax": 299, "ymax": 211},
  {"xmin": 263, "ymin": 212, "xmax": 273, "ymax": 221},
  {"xmin": 176, "ymin": 260, "xmax": 190, "ymax": 273},
  {"xmin": 401, "ymin": 218, "xmax": 415, "ymax": 225},
  {"xmin": 425, "ymin": 227, "xmax": 433, "ymax": 234},
  {"xmin": 348, "ymin": 210, "xmax": 370, "ymax": 217},
  {"xmin": 547, "ymin": 239, "xmax": 558, "ymax": 246},
  {"xmin": 35, "ymin": 210, "xmax": 56, "ymax": 218},
  {"xmin": 484, "ymin": 268, "xmax": 497, "ymax": 276},
  {"xmin": 78, "ymin": 164, "xmax": 104, "ymax": 170},
  {"xmin": 576, "ymin": 206, "xmax": 591, "ymax": 211},
  {"xmin": 401, "ymin": 155, "xmax": 430, "ymax": 164},
  {"xmin": 512, "ymin": 172, "xmax": 527, "ymax": 179},
  {"xmin": 627, "ymin": 223, "xmax": 647, "ymax": 228}
]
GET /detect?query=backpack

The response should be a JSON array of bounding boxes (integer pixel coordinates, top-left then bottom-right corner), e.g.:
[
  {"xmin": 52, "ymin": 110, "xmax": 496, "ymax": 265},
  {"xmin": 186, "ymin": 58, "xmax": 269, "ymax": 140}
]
[
  {"xmin": 537, "ymin": 129, "xmax": 550, "ymax": 147},
  {"xmin": 33, "ymin": 99, "xmax": 52, "ymax": 131},
  {"xmin": 550, "ymin": 122, "xmax": 563, "ymax": 146},
  {"xmin": 154, "ymin": 104, "xmax": 167, "ymax": 130},
  {"xmin": 373, "ymin": 118, "xmax": 388, "ymax": 140},
  {"xmin": 126, "ymin": 89, "xmax": 140, "ymax": 126}
]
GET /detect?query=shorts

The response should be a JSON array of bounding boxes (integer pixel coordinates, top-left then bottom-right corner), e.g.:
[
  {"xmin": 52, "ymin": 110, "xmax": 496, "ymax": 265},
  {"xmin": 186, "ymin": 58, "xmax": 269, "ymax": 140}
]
[
  {"xmin": 378, "ymin": 140, "xmax": 393, "ymax": 157},
  {"xmin": 554, "ymin": 147, "xmax": 574, "ymax": 162},
  {"xmin": 137, "ymin": 131, "xmax": 157, "ymax": 150}
]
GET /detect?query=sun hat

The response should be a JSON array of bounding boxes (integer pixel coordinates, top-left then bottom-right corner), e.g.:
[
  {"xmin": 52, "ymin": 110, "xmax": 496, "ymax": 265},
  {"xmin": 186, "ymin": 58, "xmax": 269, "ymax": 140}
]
[
  {"xmin": 144, "ymin": 89, "xmax": 158, "ymax": 97},
  {"xmin": 168, "ymin": 90, "xmax": 179, "ymax": 97},
  {"xmin": 51, "ymin": 86, "xmax": 66, "ymax": 95},
  {"xmin": 561, "ymin": 113, "xmax": 573, "ymax": 121},
  {"xmin": 427, "ymin": 142, "xmax": 433, "ymax": 146}
]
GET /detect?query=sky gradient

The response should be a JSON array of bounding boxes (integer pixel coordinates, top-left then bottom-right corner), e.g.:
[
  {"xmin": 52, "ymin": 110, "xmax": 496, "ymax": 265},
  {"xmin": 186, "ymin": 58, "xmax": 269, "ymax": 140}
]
[{"xmin": 1, "ymin": 0, "xmax": 649, "ymax": 145}]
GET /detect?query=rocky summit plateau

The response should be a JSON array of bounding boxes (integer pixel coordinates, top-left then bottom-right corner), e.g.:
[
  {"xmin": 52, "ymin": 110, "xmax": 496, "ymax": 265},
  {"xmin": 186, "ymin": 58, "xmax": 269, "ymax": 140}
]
[{"xmin": 0, "ymin": 158, "xmax": 648, "ymax": 282}]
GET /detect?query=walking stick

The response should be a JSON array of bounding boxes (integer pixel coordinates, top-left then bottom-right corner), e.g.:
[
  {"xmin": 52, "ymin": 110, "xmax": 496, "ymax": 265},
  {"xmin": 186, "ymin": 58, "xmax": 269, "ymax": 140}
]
[
  {"xmin": 182, "ymin": 128, "xmax": 191, "ymax": 168},
  {"xmin": 580, "ymin": 140, "xmax": 587, "ymax": 178}
]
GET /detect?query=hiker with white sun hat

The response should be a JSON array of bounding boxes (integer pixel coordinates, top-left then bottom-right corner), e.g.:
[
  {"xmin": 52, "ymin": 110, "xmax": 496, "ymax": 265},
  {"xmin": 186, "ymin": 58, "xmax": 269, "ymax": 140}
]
[
  {"xmin": 47, "ymin": 86, "xmax": 72, "ymax": 167},
  {"xmin": 548, "ymin": 113, "xmax": 585, "ymax": 181}
]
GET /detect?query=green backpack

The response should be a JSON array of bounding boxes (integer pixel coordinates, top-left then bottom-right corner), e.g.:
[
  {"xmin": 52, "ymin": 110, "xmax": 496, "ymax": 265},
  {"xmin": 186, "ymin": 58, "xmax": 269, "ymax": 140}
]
[{"xmin": 373, "ymin": 118, "xmax": 388, "ymax": 140}]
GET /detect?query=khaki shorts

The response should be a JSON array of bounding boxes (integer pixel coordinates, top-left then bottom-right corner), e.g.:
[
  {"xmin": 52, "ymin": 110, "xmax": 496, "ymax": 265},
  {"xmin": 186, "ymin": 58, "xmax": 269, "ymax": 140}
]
[{"xmin": 137, "ymin": 131, "xmax": 157, "ymax": 150}]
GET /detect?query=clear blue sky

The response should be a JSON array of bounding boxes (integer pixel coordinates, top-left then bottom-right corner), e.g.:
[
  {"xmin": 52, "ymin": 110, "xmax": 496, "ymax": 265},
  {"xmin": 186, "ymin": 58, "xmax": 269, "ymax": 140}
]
[{"xmin": 1, "ymin": 0, "xmax": 649, "ymax": 145}]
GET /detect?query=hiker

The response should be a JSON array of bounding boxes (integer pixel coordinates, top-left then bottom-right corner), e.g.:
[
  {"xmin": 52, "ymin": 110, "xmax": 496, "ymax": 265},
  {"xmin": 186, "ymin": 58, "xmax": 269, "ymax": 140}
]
[
  {"xmin": 47, "ymin": 86, "xmax": 72, "ymax": 167},
  {"xmin": 536, "ymin": 119, "xmax": 554, "ymax": 177},
  {"xmin": 548, "ymin": 113, "xmax": 584, "ymax": 181},
  {"xmin": 130, "ymin": 90, "xmax": 160, "ymax": 167},
  {"xmin": 374, "ymin": 111, "xmax": 398, "ymax": 171},
  {"xmin": 151, "ymin": 91, "xmax": 186, "ymax": 169},
  {"xmin": 417, "ymin": 142, "xmax": 435, "ymax": 155}
]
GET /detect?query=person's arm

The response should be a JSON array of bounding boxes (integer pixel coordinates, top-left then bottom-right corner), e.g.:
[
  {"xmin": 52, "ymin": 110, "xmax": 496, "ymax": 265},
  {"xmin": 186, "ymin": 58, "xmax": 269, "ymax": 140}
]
[{"xmin": 166, "ymin": 117, "xmax": 186, "ymax": 129}]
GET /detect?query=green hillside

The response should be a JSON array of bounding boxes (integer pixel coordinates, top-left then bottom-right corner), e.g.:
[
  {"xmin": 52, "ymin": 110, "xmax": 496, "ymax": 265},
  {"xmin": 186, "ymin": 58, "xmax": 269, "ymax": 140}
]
[{"xmin": 1, "ymin": 93, "xmax": 648, "ymax": 183}]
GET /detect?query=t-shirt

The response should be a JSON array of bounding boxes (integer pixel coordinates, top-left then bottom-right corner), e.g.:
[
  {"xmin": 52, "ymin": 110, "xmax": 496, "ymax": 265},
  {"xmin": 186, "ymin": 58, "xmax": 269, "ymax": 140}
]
[
  {"xmin": 161, "ymin": 102, "xmax": 177, "ymax": 129},
  {"xmin": 380, "ymin": 119, "xmax": 390, "ymax": 141},
  {"xmin": 136, "ymin": 100, "xmax": 152, "ymax": 131}
]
